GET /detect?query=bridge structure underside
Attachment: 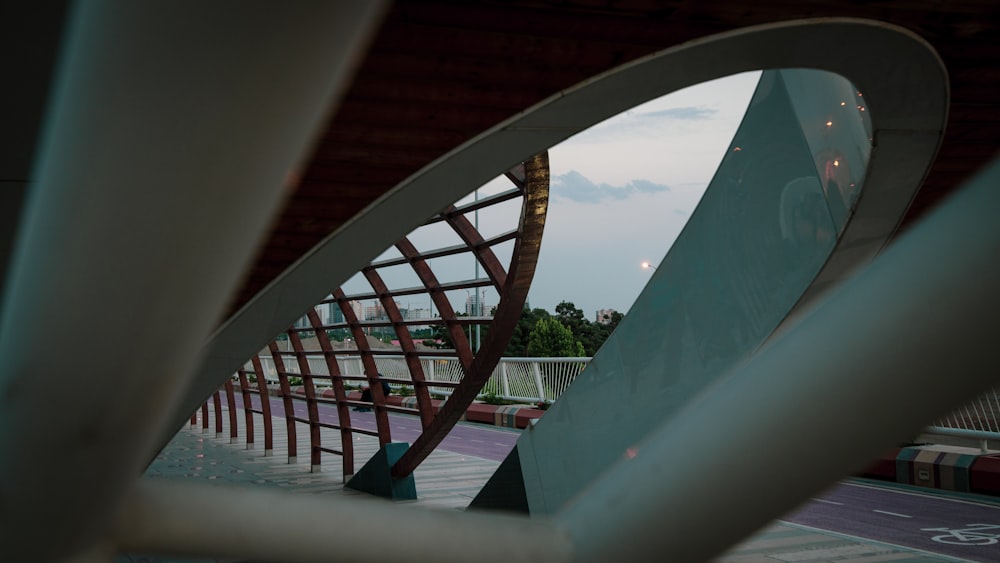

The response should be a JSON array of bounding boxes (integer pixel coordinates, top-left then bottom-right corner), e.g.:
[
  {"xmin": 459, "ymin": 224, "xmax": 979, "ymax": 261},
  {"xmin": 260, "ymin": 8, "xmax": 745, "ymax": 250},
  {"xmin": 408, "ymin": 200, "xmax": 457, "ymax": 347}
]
[{"xmin": 1, "ymin": 2, "xmax": 999, "ymax": 562}]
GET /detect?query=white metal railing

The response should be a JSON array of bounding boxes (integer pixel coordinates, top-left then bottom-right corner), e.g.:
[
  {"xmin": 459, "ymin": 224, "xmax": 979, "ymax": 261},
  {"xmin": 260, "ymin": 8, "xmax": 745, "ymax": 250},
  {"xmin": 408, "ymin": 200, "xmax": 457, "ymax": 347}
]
[
  {"xmin": 243, "ymin": 353, "xmax": 1000, "ymax": 441},
  {"xmin": 927, "ymin": 387, "xmax": 1000, "ymax": 446},
  {"xmin": 243, "ymin": 354, "xmax": 591, "ymax": 404}
]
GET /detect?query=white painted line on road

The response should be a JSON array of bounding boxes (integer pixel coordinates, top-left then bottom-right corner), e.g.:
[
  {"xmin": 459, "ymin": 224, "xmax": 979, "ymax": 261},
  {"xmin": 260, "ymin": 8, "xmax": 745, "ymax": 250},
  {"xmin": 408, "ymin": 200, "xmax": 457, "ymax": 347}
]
[
  {"xmin": 873, "ymin": 509, "xmax": 912, "ymax": 518},
  {"xmin": 471, "ymin": 439, "xmax": 485, "ymax": 443},
  {"xmin": 811, "ymin": 498, "xmax": 844, "ymax": 506},
  {"xmin": 495, "ymin": 442, "xmax": 507, "ymax": 446},
  {"xmin": 845, "ymin": 480, "xmax": 1000, "ymax": 510}
]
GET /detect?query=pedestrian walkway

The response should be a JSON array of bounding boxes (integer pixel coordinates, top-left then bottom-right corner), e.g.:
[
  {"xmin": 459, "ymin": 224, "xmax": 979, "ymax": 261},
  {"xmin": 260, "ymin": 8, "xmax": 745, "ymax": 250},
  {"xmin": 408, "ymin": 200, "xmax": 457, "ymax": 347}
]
[{"xmin": 121, "ymin": 403, "xmax": 967, "ymax": 562}]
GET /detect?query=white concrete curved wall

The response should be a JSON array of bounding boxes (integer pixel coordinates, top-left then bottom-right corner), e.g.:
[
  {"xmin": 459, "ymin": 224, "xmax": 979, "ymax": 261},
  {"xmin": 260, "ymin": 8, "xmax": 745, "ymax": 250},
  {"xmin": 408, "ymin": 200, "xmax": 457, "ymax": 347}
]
[{"xmin": 172, "ymin": 21, "xmax": 948, "ymax": 458}]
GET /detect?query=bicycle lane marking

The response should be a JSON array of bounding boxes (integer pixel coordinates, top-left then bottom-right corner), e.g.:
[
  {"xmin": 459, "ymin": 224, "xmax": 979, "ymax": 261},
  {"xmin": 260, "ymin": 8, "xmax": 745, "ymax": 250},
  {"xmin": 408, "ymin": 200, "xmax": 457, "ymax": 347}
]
[
  {"xmin": 785, "ymin": 481, "xmax": 1000, "ymax": 560},
  {"xmin": 922, "ymin": 524, "xmax": 1000, "ymax": 547},
  {"xmin": 780, "ymin": 521, "xmax": 977, "ymax": 563}
]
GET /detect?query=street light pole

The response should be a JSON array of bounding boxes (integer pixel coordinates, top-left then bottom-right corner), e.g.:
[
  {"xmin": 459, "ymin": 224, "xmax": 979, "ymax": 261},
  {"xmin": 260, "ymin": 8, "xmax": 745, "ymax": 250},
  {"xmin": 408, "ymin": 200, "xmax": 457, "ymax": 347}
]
[
  {"xmin": 641, "ymin": 261, "xmax": 657, "ymax": 272},
  {"xmin": 464, "ymin": 288, "xmax": 472, "ymax": 346},
  {"xmin": 474, "ymin": 188, "xmax": 481, "ymax": 352}
]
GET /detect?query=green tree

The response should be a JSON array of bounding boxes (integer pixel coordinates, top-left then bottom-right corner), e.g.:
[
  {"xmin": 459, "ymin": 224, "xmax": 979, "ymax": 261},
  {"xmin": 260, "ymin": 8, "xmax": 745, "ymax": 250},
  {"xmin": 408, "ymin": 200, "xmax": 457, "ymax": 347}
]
[
  {"xmin": 325, "ymin": 328, "xmax": 350, "ymax": 341},
  {"xmin": 411, "ymin": 327, "xmax": 434, "ymax": 340},
  {"xmin": 527, "ymin": 317, "xmax": 584, "ymax": 357},
  {"xmin": 555, "ymin": 300, "xmax": 607, "ymax": 356},
  {"xmin": 555, "ymin": 300, "xmax": 585, "ymax": 329},
  {"xmin": 504, "ymin": 306, "xmax": 551, "ymax": 357}
]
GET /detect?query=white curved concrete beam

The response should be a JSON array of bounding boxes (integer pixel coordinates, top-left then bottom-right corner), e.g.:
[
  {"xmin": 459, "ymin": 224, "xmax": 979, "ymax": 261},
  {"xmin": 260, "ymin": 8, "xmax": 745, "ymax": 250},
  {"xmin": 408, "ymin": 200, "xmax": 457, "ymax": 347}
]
[
  {"xmin": 0, "ymin": 2, "xmax": 385, "ymax": 560},
  {"xmin": 172, "ymin": 18, "xmax": 948, "ymax": 457},
  {"xmin": 559, "ymin": 157, "xmax": 1000, "ymax": 561}
]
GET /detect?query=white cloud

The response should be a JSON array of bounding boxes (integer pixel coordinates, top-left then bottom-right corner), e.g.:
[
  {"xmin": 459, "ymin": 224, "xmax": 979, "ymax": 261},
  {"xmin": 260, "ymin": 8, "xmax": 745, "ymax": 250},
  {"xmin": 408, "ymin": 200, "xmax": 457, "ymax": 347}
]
[
  {"xmin": 551, "ymin": 170, "xmax": 670, "ymax": 204},
  {"xmin": 549, "ymin": 71, "xmax": 760, "ymax": 188}
]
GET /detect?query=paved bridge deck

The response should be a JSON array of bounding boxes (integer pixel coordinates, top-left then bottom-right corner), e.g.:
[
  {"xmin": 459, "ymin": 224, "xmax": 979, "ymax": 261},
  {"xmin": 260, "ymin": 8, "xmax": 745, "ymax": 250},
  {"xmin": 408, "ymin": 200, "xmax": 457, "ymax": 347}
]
[{"xmin": 118, "ymin": 402, "xmax": 974, "ymax": 562}]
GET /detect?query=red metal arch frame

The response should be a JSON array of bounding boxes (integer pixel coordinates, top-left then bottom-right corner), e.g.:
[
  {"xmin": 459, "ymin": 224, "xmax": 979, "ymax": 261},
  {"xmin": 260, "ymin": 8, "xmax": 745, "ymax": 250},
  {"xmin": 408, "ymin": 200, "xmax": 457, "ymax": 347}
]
[{"xmin": 208, "ymin": 152, "xmax": 549, "ymax": 480}]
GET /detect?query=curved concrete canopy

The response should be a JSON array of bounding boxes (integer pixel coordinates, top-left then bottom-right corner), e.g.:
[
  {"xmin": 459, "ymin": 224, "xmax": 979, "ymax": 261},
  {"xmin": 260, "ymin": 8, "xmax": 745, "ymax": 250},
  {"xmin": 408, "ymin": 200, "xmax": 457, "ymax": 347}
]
[{"xmin": 166, "ymin": 18, "xmax": 947, "ymax": 455}]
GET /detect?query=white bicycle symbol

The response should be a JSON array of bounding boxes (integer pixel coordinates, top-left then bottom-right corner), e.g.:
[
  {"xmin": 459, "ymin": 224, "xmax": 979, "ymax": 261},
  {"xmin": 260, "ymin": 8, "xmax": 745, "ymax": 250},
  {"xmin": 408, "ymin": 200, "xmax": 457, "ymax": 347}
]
[{"xmin": 922, "ymin": 523, "xmax": 1000, "ymax": 546}]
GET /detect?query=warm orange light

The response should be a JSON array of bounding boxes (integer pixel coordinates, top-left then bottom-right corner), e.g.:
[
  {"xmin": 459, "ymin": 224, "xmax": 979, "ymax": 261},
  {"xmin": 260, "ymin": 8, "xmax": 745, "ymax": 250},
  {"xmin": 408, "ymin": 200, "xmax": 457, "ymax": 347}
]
[
  {"xmin": 833, "ymin": 160, "xmax": 840, "ymax": 167},
  {"xmin": 826, "ymin": 120, "xmax": 833, "ymax": 127},
  {"xmin": 840, "ymin": 101, "xmax": 846, "ymax": 107}
]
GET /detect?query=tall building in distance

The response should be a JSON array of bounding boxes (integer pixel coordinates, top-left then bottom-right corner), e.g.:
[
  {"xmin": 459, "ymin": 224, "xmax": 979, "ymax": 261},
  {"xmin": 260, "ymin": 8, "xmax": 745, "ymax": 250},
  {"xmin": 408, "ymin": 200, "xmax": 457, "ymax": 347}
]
[
  {"xmin": 595, "ymin": 308, "xmax": 619, "ymax": 325},
  {"xmin": 465, "ymin": 291, "xmax": 487, "ymax": 317},
  {"xmin": 329, "ymin": 300, "xmax": 362, "ymax": 325},
  {"xmin": 407, "ymin": 307, "xmax": 432, "ymax": 321},
  {"xmin": 292, "ymin": 304, "xmax": 331, "ymax": 329},
  {"xmin": 363, "ymin": 301, "xmax": 387, "ymax": 321}
]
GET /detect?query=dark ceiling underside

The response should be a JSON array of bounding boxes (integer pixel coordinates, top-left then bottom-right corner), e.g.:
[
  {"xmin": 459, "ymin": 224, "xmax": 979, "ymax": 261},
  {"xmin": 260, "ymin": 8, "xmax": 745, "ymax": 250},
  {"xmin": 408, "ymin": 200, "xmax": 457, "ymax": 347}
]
[{"xmin": 166, "ymin": 1, "xmax": 1000, "ymax": 317}]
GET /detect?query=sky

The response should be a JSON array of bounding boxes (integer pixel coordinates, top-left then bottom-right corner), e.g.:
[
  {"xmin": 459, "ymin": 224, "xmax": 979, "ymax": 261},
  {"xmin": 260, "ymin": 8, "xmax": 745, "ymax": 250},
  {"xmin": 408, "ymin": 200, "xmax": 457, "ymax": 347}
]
[{"xmin": 342, "ymin": 71, "xmax": 762, "ymax": 320}]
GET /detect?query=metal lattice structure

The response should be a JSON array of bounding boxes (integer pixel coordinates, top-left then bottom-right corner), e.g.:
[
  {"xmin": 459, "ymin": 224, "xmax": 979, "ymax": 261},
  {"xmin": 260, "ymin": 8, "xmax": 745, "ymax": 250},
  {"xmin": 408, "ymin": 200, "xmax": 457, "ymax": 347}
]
[{"xmin": 215, "ymin": 153, "xmax": 549, "ymax": 479}]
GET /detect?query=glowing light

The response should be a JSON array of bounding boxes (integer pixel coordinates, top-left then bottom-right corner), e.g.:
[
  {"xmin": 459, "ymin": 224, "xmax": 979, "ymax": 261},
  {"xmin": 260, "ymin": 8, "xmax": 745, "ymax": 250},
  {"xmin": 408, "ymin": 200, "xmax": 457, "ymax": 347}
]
[
  {"xmin": 826, "ymin": 120, "xmax": 833, "ymax": 127},
  {"xmin": 641, "ymin": 261, "xmax": 656, "ymax": 271},
  {"xmin": 833, "ymin": 160, "xmax": 840, "ymax": 167},
  {"xmin": 840, "ymin": 101, "xmax": 846, "ymax": 107}
]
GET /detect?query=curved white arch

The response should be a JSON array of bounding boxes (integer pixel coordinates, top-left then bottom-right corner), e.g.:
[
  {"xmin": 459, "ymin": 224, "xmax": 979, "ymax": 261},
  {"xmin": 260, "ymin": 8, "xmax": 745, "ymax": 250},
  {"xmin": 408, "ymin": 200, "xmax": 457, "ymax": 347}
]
[{"xmin": 167, "ymin": 18, "xmax": 948, "ymax": 452}]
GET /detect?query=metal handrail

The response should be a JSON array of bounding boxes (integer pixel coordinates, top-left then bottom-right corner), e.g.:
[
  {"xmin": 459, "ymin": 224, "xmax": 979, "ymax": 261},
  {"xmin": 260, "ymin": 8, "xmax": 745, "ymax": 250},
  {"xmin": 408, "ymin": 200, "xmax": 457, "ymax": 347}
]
[
  {"xmin": 244, "ymin": 354, "xmax": 592, "ymax": 404},
  {"xmin": 243, "ymin": 353, "xmax": 1000, "ymax": 443}
]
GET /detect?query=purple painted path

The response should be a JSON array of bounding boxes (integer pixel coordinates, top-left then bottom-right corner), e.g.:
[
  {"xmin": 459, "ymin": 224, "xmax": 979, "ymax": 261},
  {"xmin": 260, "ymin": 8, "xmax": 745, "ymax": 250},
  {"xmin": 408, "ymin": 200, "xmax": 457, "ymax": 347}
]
[
  {"xmin": 787, "ymin": 481, "xmax": 1000, "ymax": 560},
  {"xmin": 230, "ymin": 393, "xmax": 1000, "ymax": 560},
  {"xmin": 231, "ymin": 393, "xmax": 519, "ymax": 461}
]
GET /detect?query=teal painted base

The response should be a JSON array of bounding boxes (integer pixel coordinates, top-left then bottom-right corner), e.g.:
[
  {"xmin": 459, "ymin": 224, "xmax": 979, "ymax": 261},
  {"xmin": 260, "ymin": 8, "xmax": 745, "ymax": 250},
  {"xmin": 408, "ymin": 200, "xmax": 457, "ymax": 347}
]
[
  {"xmin": 469, "ymin": 447, "xmax": 529, "ymax": 513},
  {"xmin": 345, "ymin": 442, "xmax": 417, "ymax": 500}
]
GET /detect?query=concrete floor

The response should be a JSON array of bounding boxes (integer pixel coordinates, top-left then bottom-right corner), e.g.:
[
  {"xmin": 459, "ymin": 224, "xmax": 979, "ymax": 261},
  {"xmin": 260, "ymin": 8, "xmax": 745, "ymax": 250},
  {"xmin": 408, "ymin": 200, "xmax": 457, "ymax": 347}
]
[{"xmin": 119, "ymin": 404, "xmax": 966, "ymax": 562}]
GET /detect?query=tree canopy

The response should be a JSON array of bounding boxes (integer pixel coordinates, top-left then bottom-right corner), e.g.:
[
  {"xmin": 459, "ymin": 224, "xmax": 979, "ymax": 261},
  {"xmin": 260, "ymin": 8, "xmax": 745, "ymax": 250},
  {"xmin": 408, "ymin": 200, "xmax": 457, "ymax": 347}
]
[
  {"xmin": 527, "ymin": 316, "xmax": 585, "ymax": 357},
  {"xmin": 503, "ymin": 306, "xmax": 550, "ymax": 357},
  {"xmin": 553, "ymin": 301, "xmax": 622, "ymax": 356},
  {"xmin": 417, "ymin": 301, "xmax": 623, "ymax": 358}
]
